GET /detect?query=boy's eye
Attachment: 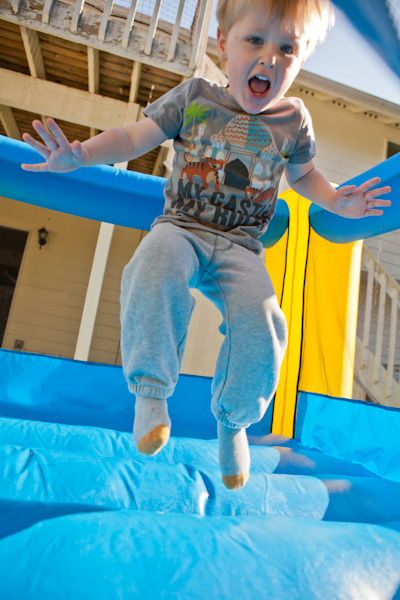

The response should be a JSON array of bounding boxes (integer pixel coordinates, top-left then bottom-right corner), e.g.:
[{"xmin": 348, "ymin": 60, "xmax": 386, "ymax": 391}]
[
  {"xmin": 281, "ymin": 44, "xmax": 294, "ymax": 54},
  {"xmin": 248, "ymin": 36, "xmax": 263, "ymax": 45}
]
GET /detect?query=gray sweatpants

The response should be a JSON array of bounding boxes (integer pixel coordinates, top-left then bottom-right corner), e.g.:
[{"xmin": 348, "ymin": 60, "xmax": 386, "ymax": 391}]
[{"xmin": 120, "ymin": 222, "xmax": 287, "ymax": 429}]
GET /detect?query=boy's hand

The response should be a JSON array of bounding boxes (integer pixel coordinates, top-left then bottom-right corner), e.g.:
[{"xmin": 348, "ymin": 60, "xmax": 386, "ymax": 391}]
[
  {"xmin": 333, "ymin": 177, "xmax": 391, "ymax": 219},
  {"xmin": 21, "ymin": 118, "xmax": 89, "ymax": 173}
]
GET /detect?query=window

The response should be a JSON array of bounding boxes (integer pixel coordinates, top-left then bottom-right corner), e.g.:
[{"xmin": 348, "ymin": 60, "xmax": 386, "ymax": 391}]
[{"xmin": 387, "ymin": 141, "xmax": 400, "ymax": 159}]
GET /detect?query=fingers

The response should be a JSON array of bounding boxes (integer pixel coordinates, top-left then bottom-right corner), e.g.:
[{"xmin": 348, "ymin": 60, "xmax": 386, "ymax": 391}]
[
  {"xmin": 357, "ymin": 177, "xmax": 382, "ymax": 194},
  {"xmin": 21, "ymin": 118, "xmax": 80, "ymax": 172},
  {"xmin": 367, "ymin": 199, "xmax": 391, "ymax": 207},
  {"xmin": 22, "ymin": 132, "xmax": 51, "ymax": 159},
  {"xmin": 339, "ymin": 185, "xmax": 357, "ymax": 196},
  {"xmin": 29, "ymin": 118, "xmax": 70, "ymax": 152},
  {"xmin": 365, "ymin": 185, "xmax": 391, "ymax": 200},
  {"xmin": 364, "ymin": 198, "xmax": 391, "ymax": 217},
  {"xmin": 341, "ymin": 180, "xmax": 391, "ymax": 198},
  {"xmin": 46, "ymin": 118, "xmax": 70, "ymax": 148},
  {"xmin": 364, "ymin": 209, "xmax": 384, "ymax": 217},
  {"xmin": 366, "ymin": 199, "xmax": 391, "ymax": 212},
  {"xmin": 31, "ymin": 119, "xmax": 58, "ymax": 151},
  {"xmin": 70, "ymin": 139, "xmax": 85, "ymax": 161},
  {"xmin": 357, "ymin": 177, "xmax": 391, "ymax": 199},
  {"xmin": 21, "ymin": 161, "xmax": 49, "ymax": 172}
]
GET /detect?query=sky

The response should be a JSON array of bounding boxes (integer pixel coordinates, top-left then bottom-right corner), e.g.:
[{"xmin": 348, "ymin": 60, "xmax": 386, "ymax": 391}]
[{"xmin": 208, "ymin": 5, "xmax": 400, "ymax": 105}]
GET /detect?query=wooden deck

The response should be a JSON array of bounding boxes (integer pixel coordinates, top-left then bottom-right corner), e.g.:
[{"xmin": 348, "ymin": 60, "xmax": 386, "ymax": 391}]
[{"xmin": 0, "ymin": 0, "xmax": 213, "ymax": 175}]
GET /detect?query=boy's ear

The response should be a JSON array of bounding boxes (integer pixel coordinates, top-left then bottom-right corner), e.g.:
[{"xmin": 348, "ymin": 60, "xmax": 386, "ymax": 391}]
[{"xmin": 217, "ymin": 26, "xmax": 228, "ymax": 62}]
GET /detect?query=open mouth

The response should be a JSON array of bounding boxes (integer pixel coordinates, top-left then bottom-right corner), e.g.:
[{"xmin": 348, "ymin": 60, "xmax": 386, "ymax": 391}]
[{"xmin": 248, "ymin": 75, "xmax": 270, "ymax": 96}]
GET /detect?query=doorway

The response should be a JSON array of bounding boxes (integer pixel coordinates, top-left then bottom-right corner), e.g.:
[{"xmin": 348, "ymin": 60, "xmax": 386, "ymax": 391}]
[{"xmin": 0, "ymin": 226, "xmax": 28, "ymax": 346}]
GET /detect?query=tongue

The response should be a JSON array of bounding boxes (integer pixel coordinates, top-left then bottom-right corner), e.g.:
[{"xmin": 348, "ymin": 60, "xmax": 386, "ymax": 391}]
[{"xmin": 249, "ymin": 76, "xmax": 269, "ymax": 95}]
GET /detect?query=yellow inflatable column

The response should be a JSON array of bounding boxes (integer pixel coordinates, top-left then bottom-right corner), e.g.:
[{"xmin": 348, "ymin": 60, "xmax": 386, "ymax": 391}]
[
  {"xmin": 299, "ymin": 230, "xmax": 363, "ymax": 399},
  {"xmin": 266, "ymin": 190, "xmax": 311, "ymax": 437},
  {"xmin": 265, "ymin": 190, "xmax": 363, "ymax": 437}
]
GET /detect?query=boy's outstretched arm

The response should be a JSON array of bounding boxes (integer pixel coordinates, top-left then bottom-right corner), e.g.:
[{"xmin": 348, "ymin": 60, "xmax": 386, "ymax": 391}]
[
  {"xmin": 285, "ymin": 160, "xmax": 391, "ymax": 219},
  {"xmin": 21, "ymin": 117, "xmax": 168, "ymax": 173}
]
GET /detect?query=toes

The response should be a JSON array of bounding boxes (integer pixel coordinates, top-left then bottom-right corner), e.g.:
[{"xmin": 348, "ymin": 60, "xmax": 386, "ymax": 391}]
[
  {"xmin": 221, "ymin": 473, "xmax": 249, "ymax": 490},
  {"xmin": 137, "ymin": 424, "xmax": 170, "ymax": 456}
]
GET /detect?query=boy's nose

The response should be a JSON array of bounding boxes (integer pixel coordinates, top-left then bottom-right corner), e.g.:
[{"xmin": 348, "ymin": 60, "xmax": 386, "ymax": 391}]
[{"xmin": 259, "ymin": 50, "xmax": 276, "ymax": 69}]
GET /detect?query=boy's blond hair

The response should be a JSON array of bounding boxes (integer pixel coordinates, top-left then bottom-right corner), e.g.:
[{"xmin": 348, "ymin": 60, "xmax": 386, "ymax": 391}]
[{"xmin": 216, "ymin": 0, "xmax": 335, "ymax": 55}]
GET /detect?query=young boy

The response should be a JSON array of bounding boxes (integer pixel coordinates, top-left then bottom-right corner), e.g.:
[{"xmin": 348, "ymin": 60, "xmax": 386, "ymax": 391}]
[{"xmin": 21, "ymin": 0, "xmax": 391, "ymax": 490}]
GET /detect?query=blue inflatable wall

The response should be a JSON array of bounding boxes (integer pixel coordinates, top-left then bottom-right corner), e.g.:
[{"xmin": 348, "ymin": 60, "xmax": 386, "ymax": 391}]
[{"xmin": 0, "ymin": 349, "xmax": 399, "ymax": 598}]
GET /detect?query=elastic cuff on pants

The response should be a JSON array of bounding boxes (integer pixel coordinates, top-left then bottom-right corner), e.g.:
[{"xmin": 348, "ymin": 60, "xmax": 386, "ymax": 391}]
[
  {"xmin": 212, "ymin": 405, "xmax": 245, "ymax": 430},
  {"xmin": 128, "ymin": 383, "xmax": 174, "ymax": 400}
]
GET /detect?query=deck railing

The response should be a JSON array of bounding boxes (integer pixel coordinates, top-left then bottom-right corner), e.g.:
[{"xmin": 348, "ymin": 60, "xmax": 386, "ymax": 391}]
[
  {"xmin": 3, "ymin": 0, "xmax": 213, "ymax": 74},
  {"xmin": 354, "ymin": 246, "xmax": 400, "ymax": 407}
]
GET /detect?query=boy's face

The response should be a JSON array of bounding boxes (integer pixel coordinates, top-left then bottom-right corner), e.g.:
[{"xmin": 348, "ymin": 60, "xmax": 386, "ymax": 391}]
[{"xmin": 217, "ymin": 8, "xmax": 308, "ymax": 114}]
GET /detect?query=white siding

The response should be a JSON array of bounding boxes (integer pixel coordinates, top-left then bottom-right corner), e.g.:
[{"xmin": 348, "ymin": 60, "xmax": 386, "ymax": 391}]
[
  {"xmin": 0, "ymin": 195, "xmax": 99, "ymax": 357},
  {"xmin": 88, "ymin": 225, "xmax": 145, "ymax": 365},
  {"xmin": 298, "ymin": 93, "xmax": 400, "ymax": 284},
  {"xmin": 299, "ymin": 94, "xmax": 400, "ymax": 183}
]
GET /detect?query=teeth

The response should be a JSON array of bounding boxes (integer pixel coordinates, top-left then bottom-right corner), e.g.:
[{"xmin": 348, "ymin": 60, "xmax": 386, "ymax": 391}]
[{"xmin": 255, "ymin": 75, "xmax": 269, "ymax": 81}]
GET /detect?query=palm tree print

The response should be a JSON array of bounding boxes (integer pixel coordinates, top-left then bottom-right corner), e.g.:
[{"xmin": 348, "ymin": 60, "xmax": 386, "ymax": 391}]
[{"xmin": 183, "ymin": 100, "xmax": 210, "ymax": 150}]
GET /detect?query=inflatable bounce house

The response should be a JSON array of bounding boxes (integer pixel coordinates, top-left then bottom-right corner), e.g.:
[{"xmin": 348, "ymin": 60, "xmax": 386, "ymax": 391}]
[
  {"xmin": 0, "ymin": 1, "xmax": 399, "ymax": 597},
  {"xmin": 0, "ymin": 136, "xmax": 400, "ymax": 599}
]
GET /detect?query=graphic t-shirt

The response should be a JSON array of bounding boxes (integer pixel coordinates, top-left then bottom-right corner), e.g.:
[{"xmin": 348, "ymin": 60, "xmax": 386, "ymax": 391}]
[{"xmin": 144, "ymin": 77, "xmax": 316, "ymax": 253}]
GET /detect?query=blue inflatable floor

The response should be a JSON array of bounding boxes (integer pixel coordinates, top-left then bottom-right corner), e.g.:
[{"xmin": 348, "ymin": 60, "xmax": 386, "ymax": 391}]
[{"xmin": 0, "ymin": 349, "xmax": 399, "ymax": 599}]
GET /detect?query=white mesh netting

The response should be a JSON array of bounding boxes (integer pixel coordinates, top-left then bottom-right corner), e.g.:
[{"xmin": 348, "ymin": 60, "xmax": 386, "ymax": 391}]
[
  {"xmin": 114, "ymin": 0, "xmax": 199, "ymax": 30},
  {"xmin": 386, "ymin": 0, "xmax": 400, "ymax": 41}
]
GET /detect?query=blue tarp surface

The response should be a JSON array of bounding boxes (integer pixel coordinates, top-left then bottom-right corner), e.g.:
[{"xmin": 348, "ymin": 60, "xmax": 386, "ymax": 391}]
[{"xmin": 0, "ymin": 349, "xmax": 399, "ymax": 599}]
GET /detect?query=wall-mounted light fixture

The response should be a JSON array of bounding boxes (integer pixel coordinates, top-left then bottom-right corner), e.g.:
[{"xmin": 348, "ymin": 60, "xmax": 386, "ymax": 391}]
[{"xmin": 38, "ymin": 227, "xmax": 48, "ymax": 249}]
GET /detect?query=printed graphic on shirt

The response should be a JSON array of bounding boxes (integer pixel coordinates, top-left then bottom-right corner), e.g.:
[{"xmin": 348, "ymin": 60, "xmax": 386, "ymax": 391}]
[{"xmin": 171, "ymin": 104, "xmax": 290, "ymax": 231}]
